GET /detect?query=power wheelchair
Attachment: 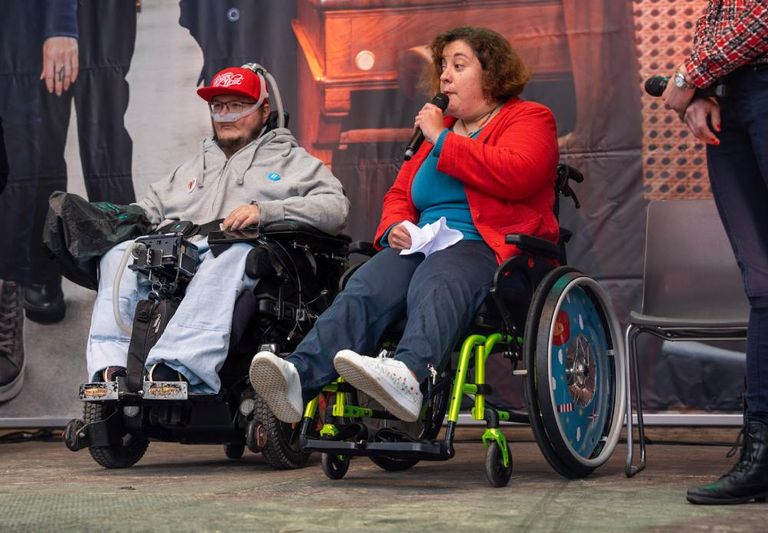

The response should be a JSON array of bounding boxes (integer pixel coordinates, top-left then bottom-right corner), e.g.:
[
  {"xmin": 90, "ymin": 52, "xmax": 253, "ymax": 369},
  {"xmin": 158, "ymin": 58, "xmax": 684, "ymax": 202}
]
[
  {"xmin": 63, "ymin": 218, "xmax": 351, "ymax": 470},
  {"xmin": 296, "ymin": 163, "xmax": 627, "ymax": 487}
]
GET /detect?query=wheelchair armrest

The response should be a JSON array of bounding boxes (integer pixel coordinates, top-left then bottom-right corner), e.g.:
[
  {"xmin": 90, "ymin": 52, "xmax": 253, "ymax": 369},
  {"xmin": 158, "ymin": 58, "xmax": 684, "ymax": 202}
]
[
  {"xmin": 348, "ymin": 241, "xmax": 377, "ymax": 257},
  {"xmin": 505, "ymin": 234, "xmax": 559, "ymax": 260},
  {"xmin": 261, "ymin": 221, "xmax": 351, "ymax": 244},
  {"xmin": 242, "ymin": 221, "xmax": 352, "ymax": 279},
  {"xmin": 211, "ymin": 220, "xmax": 350, "ymax": 257}
]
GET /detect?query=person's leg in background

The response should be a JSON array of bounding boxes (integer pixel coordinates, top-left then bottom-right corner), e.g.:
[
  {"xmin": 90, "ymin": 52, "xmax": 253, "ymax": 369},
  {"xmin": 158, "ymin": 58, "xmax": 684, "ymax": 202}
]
[
  {"xmin": 0, "ymin": 115, "xmax": 27, "ymax": 402},
  {"xmin": 75, "ymin": 0, "xmax": 136, "ymax": 204},
  {"xmin": 0, "ymin": 118, "xmax": 7, "ymax": 193},
  {"xmin": 26, "ymin": 81, "xmax": 74, "ymax": 324},
  {"xmin": 0, "ymin": 75, "xmax": 43, "ymax": 400},
  {"xmin": 25, "ymin": 0, "xmax": 139, "ymax": 325},
  {"xmin": 688, "ymin": 66, "xmax": 768, "ymax": 504},
  {"xmin": 0, "ymin": 58, "xmax": 48, "ymax": 401}
]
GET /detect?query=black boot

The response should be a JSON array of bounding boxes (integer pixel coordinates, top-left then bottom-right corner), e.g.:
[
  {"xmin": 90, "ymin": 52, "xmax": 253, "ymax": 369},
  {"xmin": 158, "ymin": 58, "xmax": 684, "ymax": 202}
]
[
  {"xmin": 0, "ymin": 280, "xmax": 25, "ymax": 402},
  {"xmin": 687, "ymin": 419, "xmax": 768, "ymax": 504},
  {"xmin": 23, "ymin": 278, "xmax": 66, "ymax": 324}
]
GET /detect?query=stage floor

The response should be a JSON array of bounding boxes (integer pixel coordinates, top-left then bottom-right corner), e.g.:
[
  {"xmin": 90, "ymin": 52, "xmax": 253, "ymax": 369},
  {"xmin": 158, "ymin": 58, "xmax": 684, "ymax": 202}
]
[{"xmin": 1, "ymin": 426, "xmax": 766, "ymax": 531}]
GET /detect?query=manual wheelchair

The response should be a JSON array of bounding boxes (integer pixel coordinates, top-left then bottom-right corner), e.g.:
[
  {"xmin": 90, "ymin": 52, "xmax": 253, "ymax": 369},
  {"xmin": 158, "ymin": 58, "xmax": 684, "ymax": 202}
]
[
  {"xmin": 64, "ymin": 220, "xmax": 351, "ymax": 470},
  {"xmin": 296, "ymin": 164, "xmax": 627, "ymax": 487}
]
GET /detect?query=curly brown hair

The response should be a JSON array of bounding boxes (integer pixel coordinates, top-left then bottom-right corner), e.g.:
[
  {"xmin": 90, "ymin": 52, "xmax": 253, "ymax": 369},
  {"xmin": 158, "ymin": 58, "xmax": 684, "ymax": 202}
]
[{"xmin": 424, "ymin": 26, "xmax": 531, "ymax": 102}]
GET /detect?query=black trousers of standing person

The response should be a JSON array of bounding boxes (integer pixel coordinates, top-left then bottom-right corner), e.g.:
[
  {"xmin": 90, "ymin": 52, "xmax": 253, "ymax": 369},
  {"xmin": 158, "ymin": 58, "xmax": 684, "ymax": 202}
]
[
  {"xmin": 0, "ymin": 118, "xmax": 7, "ymax": 194},
  {"xmin": 0, "ymin": 72, "xmax": 45, "ymax": 285},
  {"xmin": 31, "ymin": 0, "xmax": 137, "ymax": 287}
]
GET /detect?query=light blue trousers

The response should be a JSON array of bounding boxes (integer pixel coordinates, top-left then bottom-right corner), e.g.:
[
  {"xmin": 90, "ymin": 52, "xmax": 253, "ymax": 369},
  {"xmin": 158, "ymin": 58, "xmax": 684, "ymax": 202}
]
[{"xmin": 86, "ymin": 238, "xmax": 256, "ymax": 393}]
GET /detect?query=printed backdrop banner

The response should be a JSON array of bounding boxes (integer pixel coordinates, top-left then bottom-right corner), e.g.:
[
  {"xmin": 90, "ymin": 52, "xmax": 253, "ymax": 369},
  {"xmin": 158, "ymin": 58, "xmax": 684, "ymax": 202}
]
[{"xmin": 0, "ymin": 0, "xmax": 742, "ymax": 426}]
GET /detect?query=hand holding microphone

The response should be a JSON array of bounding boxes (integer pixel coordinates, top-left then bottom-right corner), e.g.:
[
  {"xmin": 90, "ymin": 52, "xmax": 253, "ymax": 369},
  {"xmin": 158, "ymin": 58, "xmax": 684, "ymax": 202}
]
[
  {"xmin": 644, "ymin": 75, "xmax": 724, "ymax": 98},
  {"xmin": 645, "ymin": 74, "xmax": 722, "ymax": 145},
  {"xmin": 404, "ymin": 93, "xmax": 449, "ymax": 160}
]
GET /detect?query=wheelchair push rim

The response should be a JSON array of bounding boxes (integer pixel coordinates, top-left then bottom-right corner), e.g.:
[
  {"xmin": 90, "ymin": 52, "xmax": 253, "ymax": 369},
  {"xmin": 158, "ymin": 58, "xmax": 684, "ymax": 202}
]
[{"xmin": 526, "ymin": 267, "xmax": 626, "ymax": 475}]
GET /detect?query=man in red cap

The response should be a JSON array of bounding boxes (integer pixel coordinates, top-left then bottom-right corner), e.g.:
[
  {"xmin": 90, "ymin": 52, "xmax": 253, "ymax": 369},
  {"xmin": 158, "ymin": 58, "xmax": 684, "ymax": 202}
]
[
  {"xmin": 198, "ymin": 66, "xmax": 270, "ymax": 160},
  {"xmin": 84, "ymin": 64, "xmax": 349, "ymax": 394}
]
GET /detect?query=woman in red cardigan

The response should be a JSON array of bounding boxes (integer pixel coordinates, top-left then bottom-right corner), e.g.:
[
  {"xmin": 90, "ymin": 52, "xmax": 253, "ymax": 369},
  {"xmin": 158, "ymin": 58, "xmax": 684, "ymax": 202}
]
[{"xmin": 250, "ymin": 26, "xmax": 559, "ymax": 423}]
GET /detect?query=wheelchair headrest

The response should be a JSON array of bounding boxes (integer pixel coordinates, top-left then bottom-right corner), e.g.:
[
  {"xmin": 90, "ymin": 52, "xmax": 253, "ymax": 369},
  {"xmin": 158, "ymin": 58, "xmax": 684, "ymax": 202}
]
[
  {"xmin": 556, "ymin": 164, "xmax": 584, "ymax": 190},
  {"xmin": 555, "ymin": 164, "xmax": 583, "ymax": 210},
  {"xmin": 265, "ymin": 110, "xmax": 290, "ymax": 132}
]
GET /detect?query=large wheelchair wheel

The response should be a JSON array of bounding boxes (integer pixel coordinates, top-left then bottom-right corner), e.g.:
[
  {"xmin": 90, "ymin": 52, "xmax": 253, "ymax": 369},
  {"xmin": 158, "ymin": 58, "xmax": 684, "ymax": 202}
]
[
  {"xmin": 523, "ymin": 267, "xmax": 625, "ymax": 478},
  {"xmin": 253, "ymin": 395, "xmax": 312, "ymax": 469},
  {"xmin": 84, "ymin": 403, "xmax": 149, "ymax": 469}
]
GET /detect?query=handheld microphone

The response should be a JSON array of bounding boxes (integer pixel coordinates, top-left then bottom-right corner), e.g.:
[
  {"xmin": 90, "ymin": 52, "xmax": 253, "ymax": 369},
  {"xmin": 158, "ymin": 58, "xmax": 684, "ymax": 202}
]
[
  {"xmin": 404, "ymin": 93, "xmax": 449, "ymax": 160},
  {"xmin": 644, "ymin": 76, "xmax": 669, "ymax": 97},
  {"xmin": 644, "ymin": 75, "xmax": 725, "ymax": 98}
]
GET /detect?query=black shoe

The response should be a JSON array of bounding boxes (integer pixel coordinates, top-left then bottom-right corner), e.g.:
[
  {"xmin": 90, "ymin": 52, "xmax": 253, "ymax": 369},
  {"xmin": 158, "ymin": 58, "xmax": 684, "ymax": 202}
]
[
  {"xmin": 146, "ymin": 363, "xmax": 186, "ymax": 382},
  {"xmin": 23, "ymin": 281, "xmax": 66, "ymax": 324},
  {"xmin": 0, "ymin": 281, "xmax": 25, "ymax": 402},
  {"xmin": 100, "ymin": 366, "xmax": 127, "ymax": 382},
  {"xmin": 687, "ymin": 419, "xmax": 768, "ymax": 504}
]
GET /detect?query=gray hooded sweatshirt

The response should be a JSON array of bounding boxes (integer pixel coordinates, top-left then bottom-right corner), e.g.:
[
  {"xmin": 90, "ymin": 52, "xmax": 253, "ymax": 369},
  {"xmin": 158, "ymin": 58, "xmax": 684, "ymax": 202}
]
[{"xmin": 135, "ymin": 128, "xmax": 349, "ymax": 235}]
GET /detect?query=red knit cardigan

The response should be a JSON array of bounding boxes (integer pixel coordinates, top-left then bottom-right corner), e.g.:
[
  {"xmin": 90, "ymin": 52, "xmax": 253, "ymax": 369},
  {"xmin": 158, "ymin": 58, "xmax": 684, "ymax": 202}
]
[{"xmin": 373, "ymin": 97, "xmax": 560, "ymax": 264}]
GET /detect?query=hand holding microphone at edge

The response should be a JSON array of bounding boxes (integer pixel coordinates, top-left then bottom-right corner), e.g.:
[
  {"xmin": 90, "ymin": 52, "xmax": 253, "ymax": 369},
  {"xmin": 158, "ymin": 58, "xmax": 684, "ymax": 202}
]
[{"xmin": 646, "ymin": 65, "xmax": 721, "ymax": 146}]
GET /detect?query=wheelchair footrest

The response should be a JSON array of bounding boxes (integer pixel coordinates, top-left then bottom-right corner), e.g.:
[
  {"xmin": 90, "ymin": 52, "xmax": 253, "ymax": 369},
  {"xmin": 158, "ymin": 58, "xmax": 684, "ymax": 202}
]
[
  {"xmin": 78, "ymin": 381, "xmax": 188, "ymax": 401},
  {"xmin": 143, "ymin": 381, "xmax": 188, "ymax": 400},
  {"xmin": 303, "ymin": 437, "xmax": 452, "ymax": 461},
  {"xmin": 79, "ymin": 382, "xmax": 120, "ymax": 401}
]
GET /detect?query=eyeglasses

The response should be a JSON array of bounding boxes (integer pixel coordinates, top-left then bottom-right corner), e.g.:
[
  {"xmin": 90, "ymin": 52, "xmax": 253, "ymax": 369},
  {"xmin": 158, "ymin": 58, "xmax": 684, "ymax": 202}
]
[{"xmin": 209, "ymin": 100, "xmax": 257, "ymax": 114}]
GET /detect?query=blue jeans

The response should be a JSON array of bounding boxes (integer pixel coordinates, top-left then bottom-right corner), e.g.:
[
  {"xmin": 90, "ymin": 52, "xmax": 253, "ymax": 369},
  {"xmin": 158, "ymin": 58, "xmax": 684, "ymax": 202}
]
[
  {"xmin": 86, "ymin": 237, "xmax": 256, "ymax": 393},
  {"xmin": 286, "ymin": 240, "xmax": 499, "ymax": 402},
  {"xmin": 707, "ymin": 64, "xmax": 768, "ymax": 422}
]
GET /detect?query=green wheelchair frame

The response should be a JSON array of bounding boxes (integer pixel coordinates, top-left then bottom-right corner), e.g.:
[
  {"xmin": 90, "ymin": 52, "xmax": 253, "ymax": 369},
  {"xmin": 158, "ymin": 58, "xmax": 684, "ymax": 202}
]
[{"xmin": 296, "ymin": 165, "xmax": 627, "ymax": 487}]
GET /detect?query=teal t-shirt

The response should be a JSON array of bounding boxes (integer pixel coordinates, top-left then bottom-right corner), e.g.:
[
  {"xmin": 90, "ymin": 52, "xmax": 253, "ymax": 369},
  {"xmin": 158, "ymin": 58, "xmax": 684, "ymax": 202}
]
[{"xmin": 410, "ymin": 129, "xmax": 482, "ymax": 240}]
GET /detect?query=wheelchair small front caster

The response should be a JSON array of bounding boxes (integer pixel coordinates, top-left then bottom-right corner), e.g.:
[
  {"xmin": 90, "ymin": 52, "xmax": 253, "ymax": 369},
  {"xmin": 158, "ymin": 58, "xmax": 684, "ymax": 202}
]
[
  {"xmin": 485, "ymin": 442, "xmax": 513, "ymax": 487},
  {"xmin": 224, "ymin": 442, "xmax": 245, "ymax": 459},
  {"xmin": 321, "ymin": 453, "xmax": 350, "ymax": 479},
  {"xmin": 64, "ymin": 418, "xmax": 86, "ymax": 451}
]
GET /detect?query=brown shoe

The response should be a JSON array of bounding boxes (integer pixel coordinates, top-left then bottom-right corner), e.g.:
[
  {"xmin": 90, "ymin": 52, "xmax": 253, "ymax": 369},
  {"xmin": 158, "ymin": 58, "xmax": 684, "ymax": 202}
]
[{"xmin": 0, "ymin": 280, "xmax": 25, "ymax": 402}]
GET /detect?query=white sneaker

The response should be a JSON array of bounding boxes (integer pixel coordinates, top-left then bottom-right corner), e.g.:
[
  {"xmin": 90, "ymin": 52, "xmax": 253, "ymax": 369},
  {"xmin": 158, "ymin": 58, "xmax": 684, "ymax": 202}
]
[
  {"xmin": 333, "ymin": 350, "xmax": 423, "ymax": 422},
  {"xmin": 249, "ymin": 351, "xmax": 303, "ymax": 423}
]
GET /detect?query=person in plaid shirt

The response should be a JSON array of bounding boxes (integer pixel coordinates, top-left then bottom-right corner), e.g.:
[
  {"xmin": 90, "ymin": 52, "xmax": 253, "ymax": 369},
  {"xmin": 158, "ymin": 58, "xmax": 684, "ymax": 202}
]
[{"xmin": 663, "ymin": 1, "xmax": 768, "ymax": 506}]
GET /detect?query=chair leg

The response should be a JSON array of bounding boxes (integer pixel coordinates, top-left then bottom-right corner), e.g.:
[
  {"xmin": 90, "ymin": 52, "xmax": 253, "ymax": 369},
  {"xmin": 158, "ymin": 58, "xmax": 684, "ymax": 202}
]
[{"xmin": 625, "ymin": 325, "xmax": 647, "ymax": 477}]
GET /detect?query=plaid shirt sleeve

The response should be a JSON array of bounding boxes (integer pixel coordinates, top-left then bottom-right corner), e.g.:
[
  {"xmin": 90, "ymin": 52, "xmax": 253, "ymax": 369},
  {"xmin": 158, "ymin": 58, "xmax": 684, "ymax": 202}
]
[{"xmin": 685, "ymin": 3, "xmax": 768, "ymax": 87}]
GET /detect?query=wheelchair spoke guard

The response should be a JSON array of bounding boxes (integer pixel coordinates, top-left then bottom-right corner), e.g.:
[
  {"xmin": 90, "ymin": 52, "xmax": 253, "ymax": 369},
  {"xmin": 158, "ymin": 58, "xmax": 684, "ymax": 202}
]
[{"xmin": 524, "ymin": 267, "xmax": 625, "ymax": 478}]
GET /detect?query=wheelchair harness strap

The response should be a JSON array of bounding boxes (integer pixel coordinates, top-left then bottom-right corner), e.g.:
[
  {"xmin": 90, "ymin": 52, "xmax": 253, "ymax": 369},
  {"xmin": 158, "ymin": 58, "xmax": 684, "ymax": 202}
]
[{"xmin": 125, "ymin": 298, "xmax": 180, "ymax": 392}]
